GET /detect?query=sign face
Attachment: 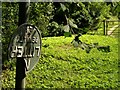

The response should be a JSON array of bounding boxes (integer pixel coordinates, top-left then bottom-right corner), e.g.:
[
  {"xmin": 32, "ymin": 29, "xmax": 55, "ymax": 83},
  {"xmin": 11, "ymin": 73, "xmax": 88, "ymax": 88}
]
[{"xmin": 9, "ymin": 23, "xmax": 42, "ymax": 73}]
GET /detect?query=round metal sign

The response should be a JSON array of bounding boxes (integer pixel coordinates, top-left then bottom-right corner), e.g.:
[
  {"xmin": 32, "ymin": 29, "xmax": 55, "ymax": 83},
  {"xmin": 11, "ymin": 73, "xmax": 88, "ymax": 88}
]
[{"xmin": 8, "ymin": 23, "xmax": 42, "ymax": 73}]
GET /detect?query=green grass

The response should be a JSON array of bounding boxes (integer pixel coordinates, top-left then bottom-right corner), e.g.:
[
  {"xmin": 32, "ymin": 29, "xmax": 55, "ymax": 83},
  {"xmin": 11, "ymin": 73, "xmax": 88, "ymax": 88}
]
[{"xmin": 2, "ymin": 35, "xmax": 118, "ymax": 88}]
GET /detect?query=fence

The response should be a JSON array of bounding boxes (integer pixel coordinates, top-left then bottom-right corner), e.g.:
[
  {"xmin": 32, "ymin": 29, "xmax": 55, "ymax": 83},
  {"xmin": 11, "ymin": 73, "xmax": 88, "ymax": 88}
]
[{"xmin": 103, "ymin": 20, "xmax": 120, "ymax": 37}]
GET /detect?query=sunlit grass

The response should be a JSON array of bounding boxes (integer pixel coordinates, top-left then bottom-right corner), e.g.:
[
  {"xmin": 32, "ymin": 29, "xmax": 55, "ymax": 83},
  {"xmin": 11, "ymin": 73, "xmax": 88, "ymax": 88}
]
[{"xmin": 2, "ymin": 35, "xmax": 118, "ymax": 88}]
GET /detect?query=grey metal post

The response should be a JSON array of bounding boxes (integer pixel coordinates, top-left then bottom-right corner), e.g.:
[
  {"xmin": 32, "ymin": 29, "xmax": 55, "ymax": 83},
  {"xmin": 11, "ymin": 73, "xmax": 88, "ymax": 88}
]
[{"xmin": 15, "ymin": 1, "xmax": 30, "ymax": 90}]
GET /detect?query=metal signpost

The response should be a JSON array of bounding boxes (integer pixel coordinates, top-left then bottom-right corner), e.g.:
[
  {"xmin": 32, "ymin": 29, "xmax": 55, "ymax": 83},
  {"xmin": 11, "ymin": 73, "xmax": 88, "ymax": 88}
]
[{"xmin": 9, "ymin": 23, "xmax": 42, "ymax": 89}]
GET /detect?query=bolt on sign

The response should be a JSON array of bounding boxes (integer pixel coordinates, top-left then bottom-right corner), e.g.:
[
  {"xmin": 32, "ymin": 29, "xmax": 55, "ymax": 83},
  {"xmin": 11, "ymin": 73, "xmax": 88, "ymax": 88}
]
[{"xmin": 8, "ymin": 23, "xmax": 42, "ymax": 73}]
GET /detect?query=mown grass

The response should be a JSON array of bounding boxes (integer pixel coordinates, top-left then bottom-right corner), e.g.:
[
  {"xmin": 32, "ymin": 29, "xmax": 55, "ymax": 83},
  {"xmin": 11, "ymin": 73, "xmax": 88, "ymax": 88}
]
[{"xmin": 2, "ymin": 35, "xmax": 118, "ymax": 89}]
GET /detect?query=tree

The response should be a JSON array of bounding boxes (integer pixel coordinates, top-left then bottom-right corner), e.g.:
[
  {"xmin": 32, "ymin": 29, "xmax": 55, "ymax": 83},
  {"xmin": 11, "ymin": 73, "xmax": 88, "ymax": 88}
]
[
  {"xmin": 2, "ymin": 2, "xmax": 117, "ymax": 67},
  {"xmin": 2, "ymin": 2, "xmax": 19, "ymax": 65},
  {"xmin": 49, "ymin": 2, "xmax": 111, "ymax": 35},
  {"xmin": 107, "ymin": 2, "xmax": 120, "ymax": 19}
]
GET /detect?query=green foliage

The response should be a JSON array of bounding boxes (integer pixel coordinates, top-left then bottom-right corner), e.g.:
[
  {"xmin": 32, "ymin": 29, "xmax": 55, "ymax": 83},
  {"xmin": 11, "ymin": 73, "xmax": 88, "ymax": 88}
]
[
  {"xmin": 63, "ymin": 25, "xmax": 70, "ymax": 32},
  {"xmin": 2, "ymin": 3, "xmax": 119, "ymax": 88},
  {"xmin": 29, "ymin": 2, "xmax": 54, "ymax": 36},
  {"xmin": 51, "ymin": 2, "xmax": 112, "ymax": 35},
  {"xmin": 2, "ymin": 2, "xmax": 118, "ymax": 64},
  {"xmin": 64, "ymin": 32, "xmax": 72, "ymax": 37},
  {"xmin": 68, "ymin": 18, "xmax": 78, "ymax": 29},
  {"xmin": 2, "ymin": 2, "xmax": 19, "ymax": 63},
  {"xmin": 108, "ymin": 2, "xmax": 120, "ymax": 19},
  {"xmin": 2, "ymin": 35, "xmax": 118, "ymax": 88}
]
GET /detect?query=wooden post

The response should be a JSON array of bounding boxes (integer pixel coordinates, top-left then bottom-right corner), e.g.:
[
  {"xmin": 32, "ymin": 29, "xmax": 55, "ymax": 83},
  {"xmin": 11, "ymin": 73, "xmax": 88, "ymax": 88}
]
[
  {"xmin": 106, "ymin": 21, "xmax": 108, "ymax": 35},
  {"xmin": 103, "ymin": 20, "xmax": 106, "ymax": 35}
]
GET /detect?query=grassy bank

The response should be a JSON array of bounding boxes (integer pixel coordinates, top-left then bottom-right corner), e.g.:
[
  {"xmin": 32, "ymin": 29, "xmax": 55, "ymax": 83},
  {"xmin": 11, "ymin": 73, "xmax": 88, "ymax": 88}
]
[{"xmin": 2, "ymin": 35, "xmax": 118, "ymax": 88}]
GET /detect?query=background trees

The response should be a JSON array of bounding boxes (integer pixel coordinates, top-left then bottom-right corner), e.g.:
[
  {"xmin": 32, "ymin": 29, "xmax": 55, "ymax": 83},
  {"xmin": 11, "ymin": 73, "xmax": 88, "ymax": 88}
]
[
  {"xmin": 2, "ymin": 3, "xmax": 19, "ymax": 65},
  {"xmin": 2, "ymin": 2, "xmax": 119, "ymax": 64}
]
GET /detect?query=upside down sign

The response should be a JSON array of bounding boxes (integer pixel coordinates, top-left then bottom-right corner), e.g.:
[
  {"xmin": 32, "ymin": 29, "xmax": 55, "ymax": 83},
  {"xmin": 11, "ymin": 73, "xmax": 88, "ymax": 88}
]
[{"xmin": 8, "ymin": 23, "xmax": 42, "ymax": 73}]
